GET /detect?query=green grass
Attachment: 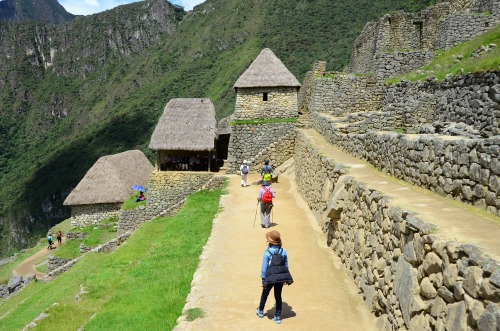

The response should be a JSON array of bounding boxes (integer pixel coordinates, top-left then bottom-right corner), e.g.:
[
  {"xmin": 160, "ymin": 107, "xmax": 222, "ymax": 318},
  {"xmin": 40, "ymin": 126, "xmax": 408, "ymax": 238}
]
[
  {"xmin": 122, "ymin": 191, "xmax": 148, "ymax": 210},
  {"xmin": 0, "ymin": 188, "xmax": 223, "ymax": 330},
  {"xmin": 386, "ymin": 24, "xmax": 500, "ymax": 85},
  {"xmin": 53, "ymin": 225, "xmax": 117, "ymax": 259},
  {"xmin": 35, "ymin": 263, "xmax": 48, "ymax": 274},
  {"xmin": 186, "ymin": 308, "xmax": 204, "ymax": 321},
  {"xmin": 48, "ymin": 218, "xmax": 73, "ymax": 237},
  {"xmin": 231, "ymin": 118, "xmax": 298, "ymax": 126}
]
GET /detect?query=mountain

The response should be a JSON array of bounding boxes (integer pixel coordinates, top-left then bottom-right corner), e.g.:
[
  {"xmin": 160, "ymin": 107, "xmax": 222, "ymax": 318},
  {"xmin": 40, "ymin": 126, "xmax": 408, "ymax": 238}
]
[
  {"xmin": 0, "ymin": 0, "xmax": 431, "ymax": 257},
  {"xmin": 0, "ymin": 0, "xmax": 75, "ymax": 24}
]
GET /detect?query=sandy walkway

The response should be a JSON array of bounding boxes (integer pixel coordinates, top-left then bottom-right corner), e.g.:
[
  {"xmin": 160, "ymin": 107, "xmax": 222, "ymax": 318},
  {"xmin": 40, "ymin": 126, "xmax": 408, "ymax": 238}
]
[
  {"xmin": 175, "ymin": 173, "xmax": 377, "ymax": 330},
  {"xmin": 13, "ymin": 238, "xmax": 65, "ymax": 280}
]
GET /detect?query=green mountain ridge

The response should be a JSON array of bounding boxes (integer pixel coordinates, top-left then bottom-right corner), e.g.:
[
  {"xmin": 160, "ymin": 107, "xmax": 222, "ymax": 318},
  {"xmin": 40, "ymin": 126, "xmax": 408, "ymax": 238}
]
[
  {"xmin": 0, "ymin": 0, "xmax": 431, "ymax": 257},
  {"xmin": 0, "ymin": 0, "xmax": 75, "ymax": 24}
]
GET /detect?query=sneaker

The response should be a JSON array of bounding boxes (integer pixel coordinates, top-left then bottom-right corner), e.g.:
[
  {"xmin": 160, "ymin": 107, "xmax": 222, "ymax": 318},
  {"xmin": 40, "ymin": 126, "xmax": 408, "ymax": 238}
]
[
  {"xmin": 272, "ymin": 316, "xmax": 282, "ymax": 324},
  {"xmin": 256, "ymin": 308, "xmax": 264, "ymax": 318}
]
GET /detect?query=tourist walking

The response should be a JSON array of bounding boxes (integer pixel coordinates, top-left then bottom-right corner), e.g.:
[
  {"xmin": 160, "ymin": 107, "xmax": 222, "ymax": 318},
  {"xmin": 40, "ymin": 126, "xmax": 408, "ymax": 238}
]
[
  {"xmin": 257, "ymin": 180, "xmax": 275, "ymax": 228},
  {"xmin": 240, "ymin": 160, "xmax": 249, "ymax": 187},
  {"xmin": 256, "ymin": 230, "xmax": 293, "ymax": 325},
  {"xmin": 261, "ymin": 160, "xmax": 273, "ymax": 182},
  {"xmin": 56, "ymin": 230, "xmax": 62, "ymax": 246},
  {"xmin": 47, "ymin": 234, "xmax": 54, "ymax": 250}
]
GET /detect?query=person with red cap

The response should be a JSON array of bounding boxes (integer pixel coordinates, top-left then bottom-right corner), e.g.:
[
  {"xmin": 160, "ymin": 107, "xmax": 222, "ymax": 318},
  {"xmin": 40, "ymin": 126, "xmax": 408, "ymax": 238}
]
[{"xmin": 256, "ymin": 230, "xmax": 293, "ymax": 325}]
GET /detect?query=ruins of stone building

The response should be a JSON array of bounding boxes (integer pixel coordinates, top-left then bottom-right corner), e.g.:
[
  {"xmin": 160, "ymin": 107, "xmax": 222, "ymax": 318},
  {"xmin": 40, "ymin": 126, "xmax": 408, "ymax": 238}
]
[{"xmin": 226, "ymin": 48, "xmax": 300, "ymax": 173}]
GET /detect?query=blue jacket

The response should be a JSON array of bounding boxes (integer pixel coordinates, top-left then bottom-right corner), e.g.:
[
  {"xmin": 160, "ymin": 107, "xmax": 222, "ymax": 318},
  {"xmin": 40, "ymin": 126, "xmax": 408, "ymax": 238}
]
[{"xmin": 260, "ymin": 245, "xmax": 288, "ymax": 279}]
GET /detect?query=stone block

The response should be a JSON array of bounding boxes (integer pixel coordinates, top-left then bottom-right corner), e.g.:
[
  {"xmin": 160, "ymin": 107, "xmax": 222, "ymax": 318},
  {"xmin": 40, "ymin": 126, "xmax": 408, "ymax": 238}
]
[{"xmin": 445, "ymin": 302, "xmax": 467, "ymax": 331}]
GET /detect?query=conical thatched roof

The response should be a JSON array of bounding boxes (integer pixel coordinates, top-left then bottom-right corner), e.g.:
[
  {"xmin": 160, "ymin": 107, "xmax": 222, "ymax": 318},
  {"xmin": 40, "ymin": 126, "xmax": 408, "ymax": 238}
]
[
  {"xmin": 149, "ymin": 98, "xmax": 217, "ymax": 151},
  {"xmin": 63, "ymin": 150, "xmax": 153, "ymax": 206},
  {"xmin": 233, "ymin": 48, "xmax": 301, "ymax": 89}
]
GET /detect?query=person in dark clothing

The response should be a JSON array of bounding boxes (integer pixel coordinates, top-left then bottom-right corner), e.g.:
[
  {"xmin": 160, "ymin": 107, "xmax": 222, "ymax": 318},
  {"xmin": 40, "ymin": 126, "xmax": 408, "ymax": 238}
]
[
  {"xmin": 261, "ymin": 159, "xmax": 273, "ymax": 182},
  {"xmin": 256, "ymin": 231, "xmax": 293, "ymax": 325}
]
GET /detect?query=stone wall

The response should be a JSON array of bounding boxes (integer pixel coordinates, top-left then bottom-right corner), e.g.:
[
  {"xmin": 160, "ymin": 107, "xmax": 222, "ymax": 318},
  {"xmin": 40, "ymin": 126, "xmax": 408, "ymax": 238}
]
[
  {"xmin": 47, "ymin": 255, "xmax": 71, "ymax": 273},
  {"xmin": 311, "ymin": 111, "xmax": 500, "ymax": 216},
  {"xmin": 346, "ymin": 0, "xmax": 499, "ymax": 78},
  {"xmin": 294, "ymin": 131, "xmax": 500, "ymax": 330},
  {"xmin": 383, "ymin": 72, "xmax": 500, "ymax": 136},
  {"xmin": 226, "ymin": 122, "xmax": 297, "ymax": 173},
  {"xmin": 310, "ymin": 73, "xmax": 385, "ymax": 116},
  {"xmin": 146, "ymin": 171, "xmax": 214, "ymax": 216},
  {"xmin": 298, "ymin": 61, "xmax": 326, "ymax": 114},
  {"xmin": 117, "ymin": 207, "xmax": 149, "ymax": 235},
  {"xmin": 248, "ymin": 131, "xmax": 296, "ymax": 175},
  {"xmin": 69, "ymin": 203, "xmax": 121, "ymax": 227},
  {"xmin": 233, "ymin": 87, "xmax": 299, "ymax": 120}
]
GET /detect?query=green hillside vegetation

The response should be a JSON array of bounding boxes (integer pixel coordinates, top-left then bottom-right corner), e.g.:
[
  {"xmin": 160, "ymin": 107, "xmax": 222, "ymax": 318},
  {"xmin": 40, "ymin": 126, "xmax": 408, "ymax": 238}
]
[
  {"xmin": 0, "ymin": 0, "xmax": 432, "ymax": 256},
  {"xmin": 0, "ymin": 188, "xmax": 223, "ymax": 330},
  {"xmin": 386, "ymin": 24, "xmax": 500, "ymax": 85}
]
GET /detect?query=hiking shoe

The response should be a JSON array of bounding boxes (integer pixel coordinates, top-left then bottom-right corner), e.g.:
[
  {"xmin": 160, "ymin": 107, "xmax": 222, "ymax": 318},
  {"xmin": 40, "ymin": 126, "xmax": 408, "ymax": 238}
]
[
  {"xmin": 272, "ymin": 316, "xmax": 282, "ymax": 324},
  {"xmin": 256, "ymin": 308, "xmax": 264, "ymax": 318}
]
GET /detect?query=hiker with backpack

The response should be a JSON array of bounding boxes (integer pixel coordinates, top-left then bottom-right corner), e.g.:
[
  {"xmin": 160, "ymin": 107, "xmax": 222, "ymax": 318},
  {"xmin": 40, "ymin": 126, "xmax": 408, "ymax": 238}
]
[
  {"xmin": 240, "ymin": 160, "xmax": 249, "ymax": 187},
  {"xmin": 257, "ymin": 180, "xmax": 275, "ymax": 228},
  {"xmin": 260, "ymin": 160, "xmax": 273, "ymax": 183},
  {"xmin": 256, "ymin": 230, "xmax": 293, "ymax": 325}
]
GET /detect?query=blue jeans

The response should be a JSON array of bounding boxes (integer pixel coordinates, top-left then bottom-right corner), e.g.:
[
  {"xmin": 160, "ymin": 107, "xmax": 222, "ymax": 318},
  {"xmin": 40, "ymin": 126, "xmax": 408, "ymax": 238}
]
[{"xmin": 258, "ymin": 282, "xmax": 283, "ymax": 317}]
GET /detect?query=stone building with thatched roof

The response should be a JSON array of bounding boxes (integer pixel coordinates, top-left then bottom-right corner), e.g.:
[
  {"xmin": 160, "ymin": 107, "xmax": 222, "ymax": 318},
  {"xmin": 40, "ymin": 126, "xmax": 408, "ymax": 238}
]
[
  {"xmin": 64, "ymin": 150, "xmax": 153, "ymax": 226},
  {"xmin": 227, "ymin": 48, "xmax": 301, "ymax": 173},
  {"xmin": 149, "ymin": 98, "xmax": 217, "ymax": 172}
]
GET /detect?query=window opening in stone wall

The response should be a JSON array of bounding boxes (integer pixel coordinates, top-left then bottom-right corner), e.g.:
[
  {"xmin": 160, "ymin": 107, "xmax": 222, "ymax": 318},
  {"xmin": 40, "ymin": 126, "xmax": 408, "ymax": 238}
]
[
  {"xmin": 263, "ymin": 92, "xmax": 268, "ymax": 101},
  {"xmin": 414, "ymin": 22, "xmax": 423, "ymax": 49}
]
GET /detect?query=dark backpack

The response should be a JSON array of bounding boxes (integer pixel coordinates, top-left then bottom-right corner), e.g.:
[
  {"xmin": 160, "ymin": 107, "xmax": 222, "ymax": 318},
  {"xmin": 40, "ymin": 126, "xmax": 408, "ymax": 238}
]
[
  {"xmin": 261, "ymin": 187, "xmax": 273, "ymax": 204},
  {"xmin": 264, "ymin": 248, "xmax": 293, "ymax": 285},
  {"xmin": 241, "ymin": 164, "xmax": 249, "ymax": 174},
  {"xmin": 262, "ymin": 165, "xmax": 272, "ymax": 174}
]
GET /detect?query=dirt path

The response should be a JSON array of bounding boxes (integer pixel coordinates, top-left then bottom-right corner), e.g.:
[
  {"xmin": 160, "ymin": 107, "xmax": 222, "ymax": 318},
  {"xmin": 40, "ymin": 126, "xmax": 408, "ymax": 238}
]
[
  {"xmin": 13, "ymin": 239, "xmax": 65, "ymax": 280},
  {"xmin": 175, "ymin": 173, "xmax": 377, "ymax": 330},
  {"xmin": 303, "ymin": 128, "xmax": 500, "ymax": 260}
]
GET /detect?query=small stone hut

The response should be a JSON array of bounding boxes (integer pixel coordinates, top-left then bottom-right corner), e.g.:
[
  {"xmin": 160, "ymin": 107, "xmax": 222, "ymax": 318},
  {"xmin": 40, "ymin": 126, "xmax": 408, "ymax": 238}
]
[
  {"xmin": 227, "ymin": 48, "xmax": 301, "ymax": 173},
  {"xmin": 149, "ymin": 98, "xmax": 217, "ymax": 171},
  {"xmin": 63, "ymin": 150, "xmax": 154, "ymax": 226}
]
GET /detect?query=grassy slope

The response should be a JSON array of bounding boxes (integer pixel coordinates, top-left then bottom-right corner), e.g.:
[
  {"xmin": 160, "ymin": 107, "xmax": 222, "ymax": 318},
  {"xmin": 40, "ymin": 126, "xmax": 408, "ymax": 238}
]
[
  {"xmin": 0, "ymin": 0, "xmax": 432, "ymax": 256},
  {"xmin": 0, "ymin": 189, "xmax": 223, "ymax": 330}
]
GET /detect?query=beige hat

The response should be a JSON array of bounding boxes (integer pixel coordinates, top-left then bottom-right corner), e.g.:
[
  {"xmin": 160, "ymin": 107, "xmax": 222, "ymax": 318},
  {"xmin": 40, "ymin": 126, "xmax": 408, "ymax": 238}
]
[
  {"xmin": 266, "ymin": 230, "xmax": 281, "ymax": 245},
  {"xmin": 243, "ymin": 160, "xmax": 247, "ymax": 164}
]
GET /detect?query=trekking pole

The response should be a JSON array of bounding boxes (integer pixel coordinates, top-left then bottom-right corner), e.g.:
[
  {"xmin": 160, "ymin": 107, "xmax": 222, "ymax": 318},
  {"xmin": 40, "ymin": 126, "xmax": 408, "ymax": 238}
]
[{"xmin": 253, "ymin": 201, "xmax": 259, "ymax": 228}]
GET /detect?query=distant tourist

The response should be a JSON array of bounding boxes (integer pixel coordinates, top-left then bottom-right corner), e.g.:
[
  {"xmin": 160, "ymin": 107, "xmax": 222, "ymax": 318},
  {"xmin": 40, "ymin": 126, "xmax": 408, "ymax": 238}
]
[
  {"xmin": 261, "ymin": 160, "xmax": 273, "ymax": 182},
  {"xmin": 256, "ymin": 231, "xmax": 293, "ymax": 325},
  {"xmin": 57, "ymin": 230, "xmax": 62, "ymax": 246},
  {"xmin": 135, "ymin": 191, "xmax": 145, "ymax": 202},
  {"xmin": 47, "ymin": 234, "xmax": 54, "ymax": 250},
  {"xmin": 240, "ymin": 160, "xmax": 250, "ymax": 187},
  {"xmin": 257, "ymin": 180, "xmax": 275, "ymax": 228}
]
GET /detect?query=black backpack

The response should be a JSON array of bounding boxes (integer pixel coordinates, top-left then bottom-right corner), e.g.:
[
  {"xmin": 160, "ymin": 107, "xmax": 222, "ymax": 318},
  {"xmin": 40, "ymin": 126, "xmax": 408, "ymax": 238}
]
[{"xmin": 264, "ymin": 248, "xmax": 293, "ymax": 285}]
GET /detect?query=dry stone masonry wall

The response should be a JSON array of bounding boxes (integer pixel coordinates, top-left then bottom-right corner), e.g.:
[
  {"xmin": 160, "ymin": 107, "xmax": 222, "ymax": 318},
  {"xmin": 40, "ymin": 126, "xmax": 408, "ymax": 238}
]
[
  {"xmin": 294, "ymin": 131, "xmax": 500, "ymax": 331},
  {"xmin": 312, "ymin": 111, "xmax": 500, "ymax": 216},
  {"xmin": 233, "ymin": 87, "xmax": 299, "ymax": 120},
  {"xmin": 347, "ymin": 0, "xmax": 500, "ymax": 79},
  {"xmin": 69, "ymin": 203, "xmax": 121, "ymax": 227},
  {"xmin": 226, "ymin": 123, "xmax": 296, "ymax": 173}
]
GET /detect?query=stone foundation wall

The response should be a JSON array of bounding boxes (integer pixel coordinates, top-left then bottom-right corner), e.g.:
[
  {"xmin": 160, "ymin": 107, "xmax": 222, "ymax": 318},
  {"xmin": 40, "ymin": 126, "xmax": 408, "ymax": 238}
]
[
  {"xmin": 233, "ymin": 87, "xmax": 298, "ymax": 120},
  {"xmin": 375, "ymin": 51, "xmax": 434, "ymax": 79},
  {"xmin": 226, "ymin": 122, "xmax": 297, "ymax": 173},
  {"xmin": 66, "ymin": 232, "xmax": 88, "ymax": 240},
  {"xmin": 146, "ymin": 171, "xmax": 214, "ymax": 216},
  {"xmin": 311, "ymin": 112, "xmax": 500, "ymax": 216},
  {"xmin": 294, "ymin": 131, "xmax": 500, "ymax": 330},
  {"xmin": 70, "ymin": 203, "xmax": 121, "ymax": 227},
  {"xmin": 47, "ymin": 255, "xmax": 71, "ymax": 273},
  {"xmin": 310, "ymin": 74, "xmax": 385, "ymax": 115}
]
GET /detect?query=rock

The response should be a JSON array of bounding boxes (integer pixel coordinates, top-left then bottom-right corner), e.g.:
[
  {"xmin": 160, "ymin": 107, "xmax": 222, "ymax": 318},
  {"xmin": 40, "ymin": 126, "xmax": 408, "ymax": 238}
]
[
  {"xmin": 423, "ymin": 252, "xmax": 442, "ymax": 275},
  {"xmin": 477, "ymin": 303, "xmax": 500, "ymax": 331},
  {"xmin": 463, "ymin": 266, "xmax": 483, "ymax": 298},
  {"xmin": 438, "ymin": 286, "xmax": 455, "ymax": 303},
  {"xmin": 421, "ymin": 277, "xmax": 437, "ymax": 299},
  {"xmin": 468, "ymin": 299, "xmax": 485, "ymax": 328},
  {"xmin": 489, "ymin": 269, "xmax": 500, "ymax": 288},
  {"xmin": 394, "ymin": 257, "xmax": 420, "ymax": 325},
  {"xmin": 409, "ymin": 312, "xmax": 431, "ymax": 330},
  {"xmin": 429, "ymin": 273, "xmax": 443, "ymax": 288},
  {"xmin": 453, "ymin": 282, "xmax": 465, "ymax": 301},
  {"xmin": 7, "ymin": 275, "xmax": 23, "ymax": 293},
  {"xmin": 445, "ymin": 302, "xmax": 467, "ymax": 331},
  {"xmin": 431, "ymin": 296, "xmax": 447, "ymax": 318},
  {"xmin": 479, "ymin": 278, "xmax": 499, "ymax": 301}
]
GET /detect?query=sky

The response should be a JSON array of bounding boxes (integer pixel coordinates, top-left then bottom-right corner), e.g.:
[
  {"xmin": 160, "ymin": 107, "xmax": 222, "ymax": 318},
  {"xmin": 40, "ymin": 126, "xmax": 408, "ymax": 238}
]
[{"xmin": 59, "ymin": 0, "xmax": 205, "ymax": 15}]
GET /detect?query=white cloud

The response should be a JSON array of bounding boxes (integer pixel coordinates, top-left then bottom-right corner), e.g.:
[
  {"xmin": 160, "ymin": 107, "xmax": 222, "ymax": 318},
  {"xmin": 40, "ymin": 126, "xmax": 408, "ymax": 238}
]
[{"xmin": 59, "ymin": 0, "xmax": 206, "ymax": 15}]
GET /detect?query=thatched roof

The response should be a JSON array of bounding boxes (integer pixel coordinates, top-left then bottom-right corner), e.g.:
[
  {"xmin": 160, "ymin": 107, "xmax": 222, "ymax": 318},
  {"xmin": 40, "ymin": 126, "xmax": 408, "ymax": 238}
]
[
  {"xmin": 233, "ymin": 48, "xmax": 301, "ymax": 89},
  {"xmin": 149, "ymin": 98, "xmax": 217, "ymax": 151},
  {"xmin": 217, "ymin": 116, "xmax": 232, "ymax": 136},
  {"xmin": 63, "ymin": 150, "xmax": 153, "ymax": 206}
]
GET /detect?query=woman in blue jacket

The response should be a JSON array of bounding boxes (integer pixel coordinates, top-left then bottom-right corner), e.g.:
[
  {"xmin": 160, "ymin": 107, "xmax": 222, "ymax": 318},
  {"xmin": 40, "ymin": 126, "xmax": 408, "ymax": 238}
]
[{"xmin": 256, "ymin": 230, "xmax": 293, "ymax": 325}]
